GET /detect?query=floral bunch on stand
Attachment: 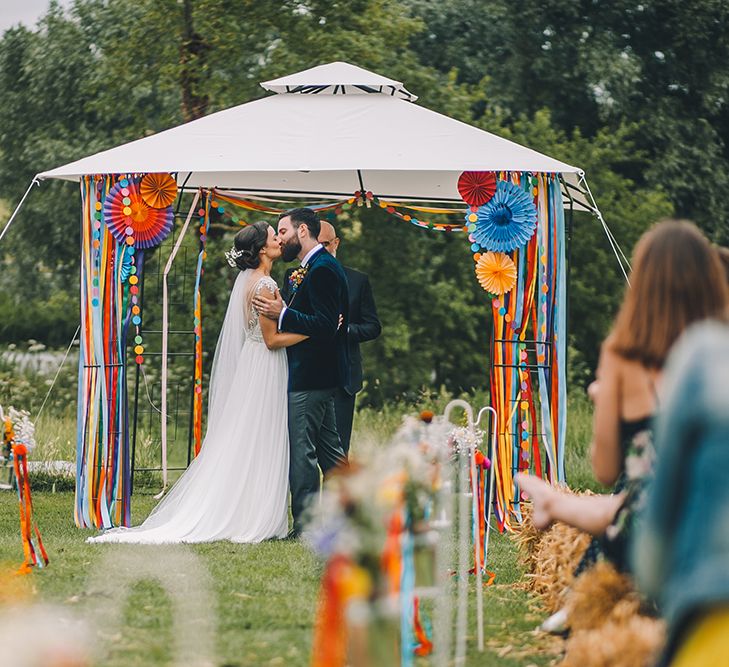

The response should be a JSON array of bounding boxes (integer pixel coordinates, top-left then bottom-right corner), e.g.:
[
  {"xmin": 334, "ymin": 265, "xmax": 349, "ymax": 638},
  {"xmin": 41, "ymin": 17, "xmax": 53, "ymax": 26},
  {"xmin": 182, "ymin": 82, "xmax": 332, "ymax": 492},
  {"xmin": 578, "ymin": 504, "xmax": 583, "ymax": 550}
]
[
  {"xmin": 305, "ymin": 413, "xmax": 452, "ymax": 667},
  {"xmin": 0, "ymin": 404, "xmax": 47, "ymax": 573},
  {"xmin": 1, "ymin": 405, "xmax": 36, "ymax": 489},
  {"xmin": 1, "ymin": 405, "xmax": 36, "ymax": 457}
]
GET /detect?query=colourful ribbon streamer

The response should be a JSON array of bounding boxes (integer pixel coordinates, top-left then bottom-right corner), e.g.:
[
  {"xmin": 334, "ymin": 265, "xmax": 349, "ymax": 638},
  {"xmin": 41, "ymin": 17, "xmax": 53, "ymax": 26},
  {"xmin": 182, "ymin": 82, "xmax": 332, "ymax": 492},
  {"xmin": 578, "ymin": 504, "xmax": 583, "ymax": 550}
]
[
  {"xmin": 12, "ymin": 445, "xmax": 48, "ymax": 574},
  {"xmin": 209, "ymin": 189, "xmax": 468, "ymax": 234},
  {"xmin": 487, "ymin": 172, "xmax": 566, "ymax": 531},
  {"xmin": 211, "ymin": 191, "xmax": 348, "ymax": 216},
  {"xmin": 192, "ymin": 194, "xmax": 211, "ymax": 456},
  {"xmin": 76, "ymin": 175, "xmax": 133, "ymax": 528},
  {"xmin": 413, "ymin": 597, "xmax": 433, "ymax": 657},
  {"xmin": 310, "ymin": 554, "xmax": 351, "ymax": 667}
]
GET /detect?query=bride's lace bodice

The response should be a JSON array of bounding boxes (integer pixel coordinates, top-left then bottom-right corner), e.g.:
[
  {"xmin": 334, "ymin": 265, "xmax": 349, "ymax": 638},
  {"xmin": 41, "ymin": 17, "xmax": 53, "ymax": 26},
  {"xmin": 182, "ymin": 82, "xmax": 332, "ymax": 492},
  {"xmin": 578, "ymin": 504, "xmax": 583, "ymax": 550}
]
[{"xmin": 246, "ymin": 276, "xmax": 278, "ymax": 342}]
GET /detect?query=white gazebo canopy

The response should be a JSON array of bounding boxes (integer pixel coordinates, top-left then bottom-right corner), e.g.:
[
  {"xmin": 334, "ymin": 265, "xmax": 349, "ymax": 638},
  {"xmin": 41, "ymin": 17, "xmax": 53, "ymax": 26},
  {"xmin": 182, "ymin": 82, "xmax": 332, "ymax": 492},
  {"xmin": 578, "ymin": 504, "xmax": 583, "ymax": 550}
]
[{"xmin": 38, "ymin": 61, "xmax": 591, "ymax": 210}]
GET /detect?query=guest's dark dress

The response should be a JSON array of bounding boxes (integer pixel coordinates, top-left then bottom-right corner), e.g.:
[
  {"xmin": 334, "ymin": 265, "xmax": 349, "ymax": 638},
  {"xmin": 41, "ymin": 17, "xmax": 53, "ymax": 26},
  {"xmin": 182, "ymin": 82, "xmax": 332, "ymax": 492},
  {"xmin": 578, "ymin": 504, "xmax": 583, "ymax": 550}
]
[
  {"xmin": 602, "ymin": 416, "xmax": 656, "ymax": 571},
  {"xmin": 575, "ymin": 416, "xmax": 656, "ymax": 575}
]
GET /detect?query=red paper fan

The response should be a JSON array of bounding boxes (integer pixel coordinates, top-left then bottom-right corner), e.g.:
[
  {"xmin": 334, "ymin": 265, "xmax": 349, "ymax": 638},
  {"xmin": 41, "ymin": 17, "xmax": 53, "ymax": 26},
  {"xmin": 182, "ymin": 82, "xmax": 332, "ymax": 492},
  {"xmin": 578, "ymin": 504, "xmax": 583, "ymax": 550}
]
[
  {"xmin": 103, "ymin": 178, "xmax": 174, "ymax": 249},
  {"xmin": 458, "ymin": 171, "xmax": 497, "ymax": 207}
]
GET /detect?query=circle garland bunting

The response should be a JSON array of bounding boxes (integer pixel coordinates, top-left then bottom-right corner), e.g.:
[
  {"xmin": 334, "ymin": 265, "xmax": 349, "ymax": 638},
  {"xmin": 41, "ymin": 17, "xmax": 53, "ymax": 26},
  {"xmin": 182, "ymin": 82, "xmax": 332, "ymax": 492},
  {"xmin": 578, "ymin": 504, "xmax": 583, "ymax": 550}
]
[
  {"xmin": 466, "ymin": 180, "xmax": 537, "ymax": 252},
  {"xmin": 475, "ymin": 251, "xmax": 517, "ymax": 295},
  {"xmin": 103, "ymin": 177, "xmax": 174, "ymax": 249},
  {"xmin": 457, "ymin": 171, "xmax": 497, "ymax": 207},
  {"xmin": 140, "ymin": 173, "xmax": 178, "ymax": 209}
]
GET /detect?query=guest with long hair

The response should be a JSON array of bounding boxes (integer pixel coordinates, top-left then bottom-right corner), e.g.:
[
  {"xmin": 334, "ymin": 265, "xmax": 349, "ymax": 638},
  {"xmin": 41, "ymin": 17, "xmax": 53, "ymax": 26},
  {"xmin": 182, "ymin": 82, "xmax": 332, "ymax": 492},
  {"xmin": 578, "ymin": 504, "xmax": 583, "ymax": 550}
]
[{"xmin": 517, "ymin": 219, "xmax": 729, "ymax": 572}]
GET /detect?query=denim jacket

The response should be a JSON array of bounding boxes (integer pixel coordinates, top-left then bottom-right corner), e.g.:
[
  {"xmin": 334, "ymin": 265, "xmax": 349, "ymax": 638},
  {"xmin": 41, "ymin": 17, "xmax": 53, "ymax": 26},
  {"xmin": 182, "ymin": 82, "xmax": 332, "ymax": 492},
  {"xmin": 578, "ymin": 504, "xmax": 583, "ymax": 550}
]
[{"xmin": 632, "ymin": 320, "xmax": 729, "ymax": 640}]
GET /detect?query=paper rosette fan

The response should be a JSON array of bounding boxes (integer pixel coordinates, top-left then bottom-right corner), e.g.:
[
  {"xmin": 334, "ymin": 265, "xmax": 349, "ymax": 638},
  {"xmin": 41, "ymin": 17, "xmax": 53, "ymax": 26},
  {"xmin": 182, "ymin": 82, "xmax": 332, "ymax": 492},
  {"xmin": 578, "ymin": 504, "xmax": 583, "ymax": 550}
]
[
  {"xmin": 140, "ymin": 173, "xmax": 178, "ymax": 209},
  {"xmin": 458, "ymin": 171, "xmax": 497, "ymax": 207},
  {"xmin": 103, "ymin": 178, "xmax": 174, "ymax": 249},
  {"xmin": 468, "ymin": 181, "xmax": 537, "ymax": 252},
  {"xmin": 475, "ymin": 251, "xmax": 517, "ymax": 295}
]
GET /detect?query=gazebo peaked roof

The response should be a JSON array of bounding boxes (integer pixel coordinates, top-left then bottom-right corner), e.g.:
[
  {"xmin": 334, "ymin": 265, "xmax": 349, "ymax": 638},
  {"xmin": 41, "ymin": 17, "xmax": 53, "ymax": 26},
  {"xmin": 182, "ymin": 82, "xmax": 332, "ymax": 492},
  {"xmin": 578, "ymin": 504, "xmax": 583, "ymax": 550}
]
[
  {"xmin": 261, "ymin": 61, "xmax": 417, "ymax": 100},
  {"xmin": 38, "ymin": 62, "xmax": 591, "ymax": 209}
]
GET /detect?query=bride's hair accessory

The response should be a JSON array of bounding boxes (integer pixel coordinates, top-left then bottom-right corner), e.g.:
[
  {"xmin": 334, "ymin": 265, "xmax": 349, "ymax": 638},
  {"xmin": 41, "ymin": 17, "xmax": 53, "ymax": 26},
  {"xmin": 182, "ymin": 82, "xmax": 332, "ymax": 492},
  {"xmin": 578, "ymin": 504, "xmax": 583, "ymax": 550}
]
[
  {"xmin": 227, "ymin": 222, "xmax": 269, "ymax": 270},
  {"xmin": 225, "ymin": 247, "xmax": 245, "ymax": 267},
  {"xmin": 288, "ymin": 266, "xmax": 309, "ymax": 293}
]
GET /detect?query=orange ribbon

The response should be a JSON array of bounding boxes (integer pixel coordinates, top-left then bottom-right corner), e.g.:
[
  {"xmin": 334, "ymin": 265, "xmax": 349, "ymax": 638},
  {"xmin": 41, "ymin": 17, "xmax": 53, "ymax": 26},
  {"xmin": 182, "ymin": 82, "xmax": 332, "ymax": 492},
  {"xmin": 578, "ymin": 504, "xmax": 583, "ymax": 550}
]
[{"xmin": 12, "ymin": 445, "xmax": 48, "ymax": 574}]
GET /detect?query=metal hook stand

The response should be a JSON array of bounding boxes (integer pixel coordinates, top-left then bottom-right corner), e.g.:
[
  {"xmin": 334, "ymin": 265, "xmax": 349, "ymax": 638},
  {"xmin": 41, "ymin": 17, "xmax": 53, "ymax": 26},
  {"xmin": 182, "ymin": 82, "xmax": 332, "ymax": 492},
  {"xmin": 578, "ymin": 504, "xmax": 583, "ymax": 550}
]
[{"xmin": 440, "ymin": 399, "xmax": 499, "ymax": 662}]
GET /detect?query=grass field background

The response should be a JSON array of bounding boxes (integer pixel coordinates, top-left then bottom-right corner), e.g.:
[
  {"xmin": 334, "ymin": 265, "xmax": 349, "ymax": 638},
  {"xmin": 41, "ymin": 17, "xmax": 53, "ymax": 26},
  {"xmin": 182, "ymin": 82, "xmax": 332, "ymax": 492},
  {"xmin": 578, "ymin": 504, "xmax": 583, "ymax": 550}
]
[{"xmin": 0, "ymin": 392, "xmax": 597, "ymax": 666}]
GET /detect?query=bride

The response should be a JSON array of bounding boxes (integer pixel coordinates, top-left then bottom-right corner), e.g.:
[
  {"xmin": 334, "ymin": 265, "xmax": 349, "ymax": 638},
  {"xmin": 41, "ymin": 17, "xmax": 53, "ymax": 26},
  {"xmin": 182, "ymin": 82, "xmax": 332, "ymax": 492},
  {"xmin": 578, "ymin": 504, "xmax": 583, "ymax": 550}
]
[{"xmin": 89, "ymin": 222, "xmax": 305, "ymax": 544}]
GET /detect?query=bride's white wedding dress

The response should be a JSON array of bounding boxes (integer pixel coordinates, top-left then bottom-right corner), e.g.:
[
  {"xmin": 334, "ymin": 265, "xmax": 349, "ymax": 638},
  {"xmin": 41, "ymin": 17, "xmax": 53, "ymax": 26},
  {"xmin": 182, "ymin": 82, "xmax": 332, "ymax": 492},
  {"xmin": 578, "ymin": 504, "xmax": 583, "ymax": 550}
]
[{"xmin": 88, "ymin": 271, "xmax": 289, "ymax": 544}]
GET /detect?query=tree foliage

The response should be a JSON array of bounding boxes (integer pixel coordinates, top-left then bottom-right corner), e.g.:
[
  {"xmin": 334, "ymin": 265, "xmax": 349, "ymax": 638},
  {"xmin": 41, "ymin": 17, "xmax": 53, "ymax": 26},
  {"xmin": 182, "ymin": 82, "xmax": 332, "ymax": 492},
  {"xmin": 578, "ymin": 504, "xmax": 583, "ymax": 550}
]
[{"xmin": 1, "ymin": 0, "xmax": 722, "ymax": 403}]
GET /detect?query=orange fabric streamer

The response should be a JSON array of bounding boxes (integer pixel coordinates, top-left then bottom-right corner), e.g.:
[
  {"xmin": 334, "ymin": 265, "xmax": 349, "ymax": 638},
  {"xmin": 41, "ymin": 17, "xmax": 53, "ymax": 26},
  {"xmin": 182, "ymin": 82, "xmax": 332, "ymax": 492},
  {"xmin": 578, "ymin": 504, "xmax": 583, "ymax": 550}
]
[
  {"xmin": 311, "ymin": 555, "xmax": 372, "ymax": 667},
  {"xmin": 12, "ymin": 444, "xmax": 48, "ymax": 574},
  {"xmin": 381, "ymin": 512, "xmax": 403, "ymax": 595},
  {"xmin": 311, "ymin": 555, "xmax": 349, "ymax": 667},
  {"xmin": 413, "ymin": 597, "xmax": 433, "ymax": 656}
]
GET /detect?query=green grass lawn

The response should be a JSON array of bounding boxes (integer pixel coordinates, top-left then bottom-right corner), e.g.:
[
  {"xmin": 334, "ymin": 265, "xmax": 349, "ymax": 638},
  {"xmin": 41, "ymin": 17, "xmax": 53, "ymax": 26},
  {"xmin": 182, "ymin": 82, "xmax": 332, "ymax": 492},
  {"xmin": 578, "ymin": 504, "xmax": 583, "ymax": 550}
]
[
  {"xmin": 1, "ymin": 390, "xmax": 598, "ymax": 665},
  {"xmin": 0, "ymin": 491, "xmax": 561, "ymax": 666}
]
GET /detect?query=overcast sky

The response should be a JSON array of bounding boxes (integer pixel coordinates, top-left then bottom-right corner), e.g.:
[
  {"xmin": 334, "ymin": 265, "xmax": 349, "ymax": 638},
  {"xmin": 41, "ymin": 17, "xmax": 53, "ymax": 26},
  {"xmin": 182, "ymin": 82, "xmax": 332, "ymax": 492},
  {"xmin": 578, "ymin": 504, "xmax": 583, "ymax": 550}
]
[{"xmin": 1, "ymin": 0, "xmax": 74, "ymax": 34}]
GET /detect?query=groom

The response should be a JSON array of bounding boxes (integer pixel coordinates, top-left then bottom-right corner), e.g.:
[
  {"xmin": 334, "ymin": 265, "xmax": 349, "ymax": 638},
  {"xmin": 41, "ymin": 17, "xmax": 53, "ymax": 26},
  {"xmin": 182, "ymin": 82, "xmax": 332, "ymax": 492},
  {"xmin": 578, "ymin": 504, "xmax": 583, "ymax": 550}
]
[{"xmin": 253, "ymin": 208, "xmax": 350, "ymax": 537}]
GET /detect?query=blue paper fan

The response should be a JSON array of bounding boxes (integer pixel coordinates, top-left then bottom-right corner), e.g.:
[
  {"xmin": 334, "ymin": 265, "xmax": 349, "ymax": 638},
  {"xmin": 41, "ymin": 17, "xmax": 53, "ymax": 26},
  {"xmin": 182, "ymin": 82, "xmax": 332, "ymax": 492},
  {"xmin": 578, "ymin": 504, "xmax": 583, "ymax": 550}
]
[{"xmin": 467, "ymin": 181, "xmax": 537, "ymax": 252}]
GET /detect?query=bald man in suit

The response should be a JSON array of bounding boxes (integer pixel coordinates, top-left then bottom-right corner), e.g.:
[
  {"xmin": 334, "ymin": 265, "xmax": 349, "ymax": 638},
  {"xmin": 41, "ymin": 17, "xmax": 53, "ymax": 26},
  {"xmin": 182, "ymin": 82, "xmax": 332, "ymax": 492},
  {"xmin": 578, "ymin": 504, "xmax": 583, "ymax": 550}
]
[{"xmin": 282, "ymin": 221, "xmax": 381, "ymax": 454}]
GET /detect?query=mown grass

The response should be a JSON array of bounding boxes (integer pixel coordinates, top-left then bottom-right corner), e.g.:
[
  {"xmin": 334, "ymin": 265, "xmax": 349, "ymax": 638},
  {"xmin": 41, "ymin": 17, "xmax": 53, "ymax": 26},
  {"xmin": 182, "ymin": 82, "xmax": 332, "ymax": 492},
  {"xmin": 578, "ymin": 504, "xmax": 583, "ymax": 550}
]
[
  {"xmin": 0, "ymin": 492, "xmax": 562, "ymax": 667},
  {"xmin": 1, "ymin": 391, "xmax": 598, "ymax": 666},
  {"xmin": 562, "ymin": 392, "xmax": 606, "ymax": 494}
]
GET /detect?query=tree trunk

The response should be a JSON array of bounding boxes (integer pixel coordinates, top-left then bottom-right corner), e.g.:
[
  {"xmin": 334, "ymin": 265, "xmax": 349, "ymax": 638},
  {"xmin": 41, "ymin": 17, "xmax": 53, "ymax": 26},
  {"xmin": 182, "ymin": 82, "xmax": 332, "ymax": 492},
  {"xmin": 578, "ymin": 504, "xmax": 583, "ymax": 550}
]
[{"xmin": 180, "ymin": 0, "xmax": 209, "ymax": 122}]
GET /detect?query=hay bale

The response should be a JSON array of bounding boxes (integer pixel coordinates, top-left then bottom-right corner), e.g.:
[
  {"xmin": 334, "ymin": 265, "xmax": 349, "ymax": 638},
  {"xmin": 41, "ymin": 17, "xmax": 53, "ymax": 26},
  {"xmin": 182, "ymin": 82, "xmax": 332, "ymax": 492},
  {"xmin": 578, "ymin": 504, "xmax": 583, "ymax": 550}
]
[
  {"xmin": 558, "ymin": 562, "xmax": 665, "ymax": 667},
  {"xmin": 513, "ymin": 502, "xmax": 543, "ymax": 573},
  {"xmin": 529, "ymin": 520, "xmax": 591, "ymax": 612},
  {"xmin": 566, "ymin": 561, "xmax": 636, "ymax": 632},
  {"xmin": 514, "ymin": 495, "xmax": 592, "ymax": 612},
  {"xmin": 561, "ymin": 615, "xmax": 665, "ymax": 667}
]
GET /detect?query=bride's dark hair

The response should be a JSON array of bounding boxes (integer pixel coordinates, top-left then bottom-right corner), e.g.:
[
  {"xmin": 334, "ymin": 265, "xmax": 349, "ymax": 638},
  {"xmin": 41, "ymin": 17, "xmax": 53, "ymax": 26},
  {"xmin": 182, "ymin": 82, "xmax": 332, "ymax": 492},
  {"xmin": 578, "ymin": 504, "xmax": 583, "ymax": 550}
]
[{"xmin": 231, "ymin": 222, "xmax": 269, "ymax": 270}]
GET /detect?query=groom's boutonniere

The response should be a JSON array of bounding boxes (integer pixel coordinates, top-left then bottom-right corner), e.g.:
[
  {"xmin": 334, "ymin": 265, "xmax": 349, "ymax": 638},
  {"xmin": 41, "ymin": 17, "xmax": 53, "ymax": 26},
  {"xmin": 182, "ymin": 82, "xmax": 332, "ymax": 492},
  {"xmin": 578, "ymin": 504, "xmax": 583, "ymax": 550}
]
[{"xmin": 289, "ymin": 266, "xmax": 308, "ymax": 293}]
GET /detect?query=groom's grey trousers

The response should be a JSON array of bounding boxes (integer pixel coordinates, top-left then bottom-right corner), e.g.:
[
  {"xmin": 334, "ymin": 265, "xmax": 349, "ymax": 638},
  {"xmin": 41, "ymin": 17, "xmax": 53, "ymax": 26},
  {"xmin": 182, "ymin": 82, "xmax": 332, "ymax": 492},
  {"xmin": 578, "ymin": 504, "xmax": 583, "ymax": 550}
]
[{"xmin": 288, "ymin": 388, "xmax": 348, "ymax": 533}]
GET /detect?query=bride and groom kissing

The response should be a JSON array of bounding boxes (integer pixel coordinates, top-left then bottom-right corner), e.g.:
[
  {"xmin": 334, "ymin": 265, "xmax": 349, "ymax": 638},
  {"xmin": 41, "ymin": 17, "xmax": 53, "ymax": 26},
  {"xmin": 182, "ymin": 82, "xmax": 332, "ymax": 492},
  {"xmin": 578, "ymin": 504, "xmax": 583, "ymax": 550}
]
[{"xmin": 90, "ymin": 208, "xmax": 350, "ymax": 544}]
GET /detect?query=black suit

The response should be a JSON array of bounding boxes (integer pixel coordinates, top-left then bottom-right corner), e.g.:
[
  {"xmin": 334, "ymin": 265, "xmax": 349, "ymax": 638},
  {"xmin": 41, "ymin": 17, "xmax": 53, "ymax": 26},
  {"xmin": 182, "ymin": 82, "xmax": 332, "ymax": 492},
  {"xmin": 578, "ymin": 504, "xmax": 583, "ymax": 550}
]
[
  {"xmin": 284, "ymin": 263, "xmax": 381, "ymax": 454},
  {"xmin": 279, "ymin": 247, "xmax": 349, "ymax": 533},
  {"xmin": 336, "ymin": 267, "xmax": 381, "ymax": 453},
  {"xmin": 280, "ymin": 248, "xmax": 350, "ymax": 392}
]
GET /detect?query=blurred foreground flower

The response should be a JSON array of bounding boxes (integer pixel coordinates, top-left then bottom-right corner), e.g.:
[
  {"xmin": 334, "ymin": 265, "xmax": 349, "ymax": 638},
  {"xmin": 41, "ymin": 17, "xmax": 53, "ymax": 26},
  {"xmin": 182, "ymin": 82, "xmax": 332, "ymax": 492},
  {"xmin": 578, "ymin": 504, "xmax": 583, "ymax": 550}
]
[{"xmin": 0, "ymin": 604, "xmax": 91, "ymax": 667}]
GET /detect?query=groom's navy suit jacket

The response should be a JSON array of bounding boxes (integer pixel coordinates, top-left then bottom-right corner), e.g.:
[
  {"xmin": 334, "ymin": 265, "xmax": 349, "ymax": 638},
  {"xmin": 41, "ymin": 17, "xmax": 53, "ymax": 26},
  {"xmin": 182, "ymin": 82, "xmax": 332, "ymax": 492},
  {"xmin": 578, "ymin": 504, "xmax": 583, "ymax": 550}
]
[{"xmin": 280, "ymin": 248, "xmax": 350, "ymax": 392}]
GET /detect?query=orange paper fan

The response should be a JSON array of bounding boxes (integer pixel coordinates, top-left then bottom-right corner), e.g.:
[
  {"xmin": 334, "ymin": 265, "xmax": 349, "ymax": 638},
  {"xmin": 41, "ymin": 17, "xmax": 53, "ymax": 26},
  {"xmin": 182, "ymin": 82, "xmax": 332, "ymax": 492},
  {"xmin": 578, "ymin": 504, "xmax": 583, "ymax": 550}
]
[
  {"xmin": 475, "ymin": 251, "xmax": 517, "ymax": 295},
  {"xmin": 140, "ymin": 173, "xmax": 178, "ymax": 209}
]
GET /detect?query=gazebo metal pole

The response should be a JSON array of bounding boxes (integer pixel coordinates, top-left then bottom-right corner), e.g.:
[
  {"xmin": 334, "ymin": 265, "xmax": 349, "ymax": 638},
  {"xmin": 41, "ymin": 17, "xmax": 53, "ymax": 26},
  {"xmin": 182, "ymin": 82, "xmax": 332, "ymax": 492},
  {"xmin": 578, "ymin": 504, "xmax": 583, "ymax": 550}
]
[{"xmin": 157, "ymin": 189, "xmax": 200, "ymax": 499}]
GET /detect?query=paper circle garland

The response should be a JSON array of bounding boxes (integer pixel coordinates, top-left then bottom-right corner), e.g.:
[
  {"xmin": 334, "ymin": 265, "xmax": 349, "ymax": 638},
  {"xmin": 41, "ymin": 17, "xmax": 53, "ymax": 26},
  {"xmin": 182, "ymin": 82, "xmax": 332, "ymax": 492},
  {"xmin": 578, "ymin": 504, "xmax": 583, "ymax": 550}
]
[
  {"xmin": 458, "ymin": 171, "xmax": 497, "ymax": 207},
  {"xmin": 119, "ymin": 244, "xmax": 135, "ymax": 282},
  {"xmin": 467, "ymin": 181, "xmax": 537, "ymax": 252},
  {"xmin": 475, "ymin": 251, "xmax": 517, "ymax": 295},
  {"xmin": 140, "ymin": 173, "xmax": 178, "ymax": 209},
  {"xmin": 103, "ymin": 178, "xmax": 174, "ymax": 249}
]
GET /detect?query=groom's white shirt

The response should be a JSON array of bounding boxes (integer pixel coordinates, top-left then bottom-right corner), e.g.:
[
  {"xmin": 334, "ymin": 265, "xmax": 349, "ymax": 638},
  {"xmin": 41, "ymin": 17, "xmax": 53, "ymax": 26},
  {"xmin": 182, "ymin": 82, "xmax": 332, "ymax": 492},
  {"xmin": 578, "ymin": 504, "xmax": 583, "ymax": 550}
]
[{"xmin": 278, "ymin": 243, "xmax": 323, "ymax": 330}]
